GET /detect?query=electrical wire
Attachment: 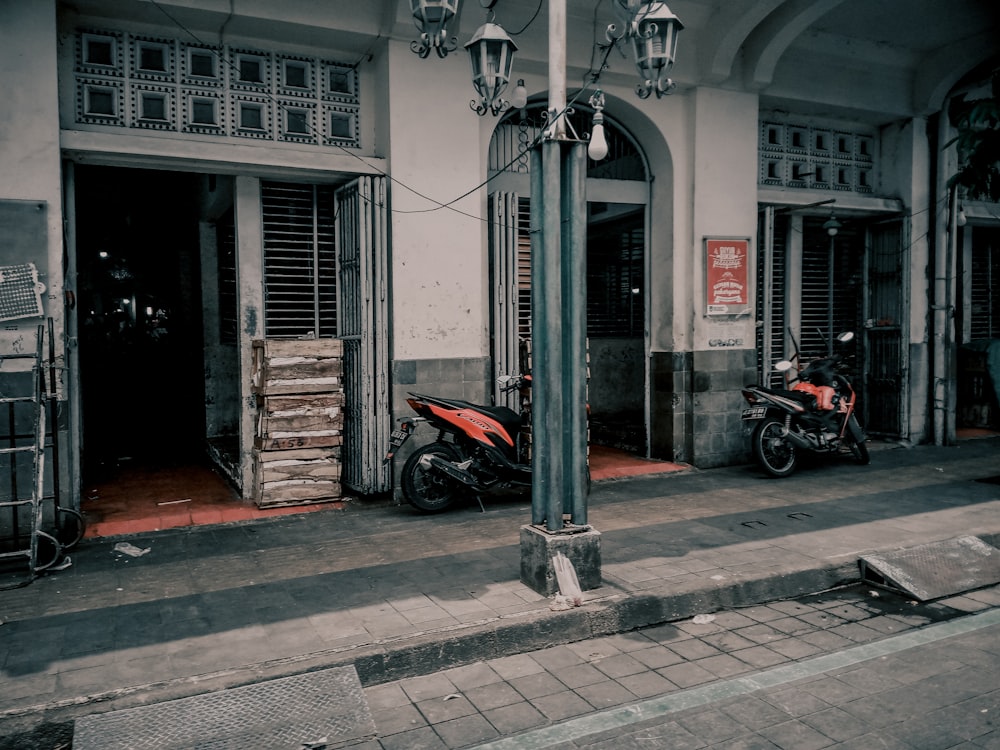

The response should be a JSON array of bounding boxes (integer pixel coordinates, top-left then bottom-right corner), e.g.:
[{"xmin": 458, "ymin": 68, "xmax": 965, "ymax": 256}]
[{"xmin": 506, "ymin": 0, "xmax": 543, "ymax": 36}]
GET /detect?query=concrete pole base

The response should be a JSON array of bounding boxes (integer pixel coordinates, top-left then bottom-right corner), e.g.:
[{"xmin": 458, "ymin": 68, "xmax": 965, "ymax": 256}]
[{"xmin": 519, "ymin": 523, "xmax": 602, "ymax": 597}]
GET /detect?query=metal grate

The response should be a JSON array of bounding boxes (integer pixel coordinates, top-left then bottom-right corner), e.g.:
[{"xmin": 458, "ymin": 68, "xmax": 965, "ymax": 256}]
[
  {"xmin": 970, "ymin": 228, "xmax": 1000, "ymax": 340},
  {"xmin": 800, "ymin": 217, "xmax": 863, "ymax": 359},
  {"xmin": 756, "ymin": 208, "xmax": 788, "ymax": 388},
  {"xmin": 335, "ymin": 177, "xmax": 391, "ymax": 495},
  {"xmin": 587, "ymin": 215, "xmax": 644, "ymax": 338},
  {"xmin": 262, "ymin": 181, "xmax": 337, "ymax": 338},
  {"xmin": 865, "ymin": 222, "xmax": 904, "ymax": 435}
]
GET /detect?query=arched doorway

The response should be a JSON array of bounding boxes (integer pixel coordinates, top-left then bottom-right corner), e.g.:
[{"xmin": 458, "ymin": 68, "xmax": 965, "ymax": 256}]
[{"xmin": 486, "ymin": 102, "xmax": 652, "ymax": 455}]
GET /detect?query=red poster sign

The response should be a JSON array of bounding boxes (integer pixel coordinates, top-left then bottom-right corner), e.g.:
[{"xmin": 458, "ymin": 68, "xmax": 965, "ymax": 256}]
[{"xmin": 705, "ymin": 238, "xmax": 749, "ymax": 315}]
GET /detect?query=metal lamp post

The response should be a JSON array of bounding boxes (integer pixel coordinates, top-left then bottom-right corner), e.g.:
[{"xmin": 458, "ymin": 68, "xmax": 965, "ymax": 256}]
[{"xmin": 410, "ymin": 0, "xmax": 682, "ymax": 596}]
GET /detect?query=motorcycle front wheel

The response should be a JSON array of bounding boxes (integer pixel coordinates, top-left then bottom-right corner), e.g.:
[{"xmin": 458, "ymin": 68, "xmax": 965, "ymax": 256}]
[
  {"xmin": 751, "ymin": 417, "xmax": 798, "ymax": 477},
  {"xmin": 401, "ymin": 442, "xmax": 463, "ymax": 513}
]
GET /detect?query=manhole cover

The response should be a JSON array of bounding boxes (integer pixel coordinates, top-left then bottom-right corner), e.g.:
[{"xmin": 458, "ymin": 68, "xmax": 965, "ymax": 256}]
[
  {"xmin": 859, "ymin": 536, "xmax": 1000, "ymax": 601},
  {"xmin": 73, "ymin": 665, "xmax": 374, "ymax": 750}
]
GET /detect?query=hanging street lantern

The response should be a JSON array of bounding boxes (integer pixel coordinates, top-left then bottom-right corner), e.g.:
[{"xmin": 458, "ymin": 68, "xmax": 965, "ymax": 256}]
[
  {"xmin": 465, "ymin": 20, "xmax": 518, "ymax": 116},
  {"xmin": 629, "ymin": 2, "xmax": 684, "ymax": 99},
  {"xmin": 410, "ymin": 0, "xmax": 462, "ymax": 58}
]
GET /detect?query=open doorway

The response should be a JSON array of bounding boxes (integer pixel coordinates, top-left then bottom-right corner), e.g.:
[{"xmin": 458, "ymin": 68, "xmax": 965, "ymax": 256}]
[
  {"xmin": 74, "ymin": 165, "xmax": 234, "ymax": 524},
  {"xmin": 586, "ymin": 204, "xmax": 647, "ymax": 454}
]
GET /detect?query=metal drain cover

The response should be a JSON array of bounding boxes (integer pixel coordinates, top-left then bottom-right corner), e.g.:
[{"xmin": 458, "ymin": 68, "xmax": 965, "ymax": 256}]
[
  {"xmin": 859, "ymin": 535, "xmax": 1000, "ymax": 601},
  {"xmin": 73, "ymin": 665, "xmax": 375, "ymax": 750}
]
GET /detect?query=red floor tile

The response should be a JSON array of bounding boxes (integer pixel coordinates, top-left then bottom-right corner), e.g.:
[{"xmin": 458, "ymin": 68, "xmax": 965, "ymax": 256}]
[{"xmin": 81, "ymin": 448, "xmax": 687, "ymax": 538}]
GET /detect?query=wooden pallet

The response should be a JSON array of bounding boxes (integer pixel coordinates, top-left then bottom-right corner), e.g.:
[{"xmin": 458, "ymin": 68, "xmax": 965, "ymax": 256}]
[{"xmin": 251, "ymin": 338, "xmax": 346, "ymax": 508}]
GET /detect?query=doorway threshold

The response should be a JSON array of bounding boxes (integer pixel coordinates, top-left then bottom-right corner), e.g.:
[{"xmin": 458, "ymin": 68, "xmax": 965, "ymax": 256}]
[{"xmin": 589, "ymin": 444, "xmax": 690, "ymax": 481}]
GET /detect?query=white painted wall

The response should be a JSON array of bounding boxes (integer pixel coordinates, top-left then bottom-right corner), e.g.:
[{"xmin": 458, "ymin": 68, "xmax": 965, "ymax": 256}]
[
  {"xmin": 690, "ymin": 87, "xmax": 760, "ymax": 352},
  {"xmin": 0, "ymin": 0, "xmax": 64, "ymax": 358},
  {"xmin": 385, "ymin": 39, "xmax": 489, "ymax": 361}
]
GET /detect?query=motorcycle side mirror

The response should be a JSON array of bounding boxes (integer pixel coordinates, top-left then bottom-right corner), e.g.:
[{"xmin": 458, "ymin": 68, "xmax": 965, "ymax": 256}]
[
  {"xmin": 836, "ymin": 331, "xmax": 855, "ymax": 343},
  {"xmin": 774, "ymin": 360, "xmax": 794, "ymax": 372}
]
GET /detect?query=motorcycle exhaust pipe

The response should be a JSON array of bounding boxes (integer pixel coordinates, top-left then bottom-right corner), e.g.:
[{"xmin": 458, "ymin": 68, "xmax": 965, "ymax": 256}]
[
  {"xmin": 421, "ymin": 453, "xmax": 485, "ymax": 490},
  {"xmin": 783, "ymin": 429, "xmax": 818, "ymax": 451}
]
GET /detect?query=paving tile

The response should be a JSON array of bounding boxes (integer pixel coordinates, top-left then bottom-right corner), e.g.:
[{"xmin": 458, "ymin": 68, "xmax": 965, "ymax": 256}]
[
  {"xmin": 551, "ymin": 663, "xmax": 608, "ymax": 689},
  {"xmin": 595, "ymin": 718, "xmax": 708, "ymax": 749},
  {"xmin": 602, "ymin": 632, "xmax": 660, "ymax": 653},
  {"xmin": 656, "ymin": 661, "xmax": 717, "ymax": 689},
  {"xmin": 575, "ymin": 679, "xmax": 638, "ymax": 709},
  {"xmin": 762, "ymin": 686, "xmax": 832, "ymax": 716},
  {"xmin": 441, "ymin": 661, "xmax": 503, "ymax": 691},
  {"xmin": 739, "ymin": 605, "xmax": 789, "ymax": 623},
  {"xmin": 400, "ymin": 672, "xmax": 459, "ymax": 703},
  {"xmin": 463, "ymin": 681, "xmax": 524, "ymax": 711},
  {"xmin": 700, "ymin": 630, "xmax": 759, "ymax": 652},
  {"xmin": 860, "ymin": 616, "xmax": 908, "ymax": 635},
  {"xmin": 371, "ymin": 704, "xmax": 427, "ymax": 735},
  {"xmin": 705, "ymin": 732, "xmax": 782, "ymax": 749},
  {"xmin": 629, "ymin": 644, "xmax": 685, "ymax": 669},
  {"xmin": 827, "ymin": 621, "xmax": 884, "ymax": 643},
  {"xmin": 707, "ymin": 611, "xmax": 760, "ymax": 629},
  {"xmin": 615, "ymin": 669, "xmax": 677, "ymax": 698},
  {"xmin": 731, "ymin": 645, "xmax": 787, "ymax": 669},
  {"xmin": 530, "ymin": 644, "xmax": 588, "ymax": 671},
  {"xmin": 766, "ymin": 600, "xmax": 816, "ymax": 616},
  {"xmin": 377, "ymin": 725, "xmax": 448, "ymax": 750},
  {"xmin": 766, "ymin": 616, "xmax": 817, "ymax": 636},
  {"xmin": 797, "ymin": 675, "xmax": 865, "ymax": 706},
  {"xmin": 829, "ymin": 729, "xmax": 914, "ymax": 750},
  {"xmin": 482, "ymin": 700, "xmax": 548, "ymax": 735},
  {"xmin": 509, "ymin": 671, "xmax": 567, "ymax": 700},
  {"xmin": 364, "ymin": 682, "xmax": 410, "ymax": 710},
  {"xmin": 591, "ymin": 653, "xmax": 647, "ymax": 679},
  {"xmin": 668, "ymin": 639, "xmax": 724, "ymax": 661},
  {"xmin": 718, "ymin": 696, "xmax": 793, "ymax": 730},
  {"xmin": 416, "ymin": 694, "xmax": 477, "ymax": 724},
  {"xmin": 833, "ymin": 665, "xmax": 905, "ymax": 694},
  {"xmin": 884, "ymin": 711, "xmax": 970, "ymax": 749},
  {"xmin": 766, "ymin": 637, "xmax": 824, "ymax": 660},
  {"xmin": 565, "ymin": 640, "xmax": 625, "ymax": 662},
  {"xmin": 697, "ymin": 653, "xmax": 754, "ymax": 679},
  {"xmin": 733, "ymin": 623, "xmax": 785, "ymax": 644},
  {"xmin": 639, "ymin": 622, "xmax": 694, "ymax": 645},
  {"xmin": 757, "ymin": 719, "xmax": 835, "ymax": 750},
  {"xmin": 798, "ymin": 629, "xmax": 856, "ymax": 652},
  {"xmin": 800, "ymin": 706, "xmax": 869, "ymax": 742},
  {"xmin": 489, "ymin": 653, "xmax": 547, "ymax": 680},
  {"xmin": 676, "ymin": 706, "xmax": 752, "ymax": 742},
  {"xmin": 530, "ymin": 689, "xmax": 594, "ymax": 721}
]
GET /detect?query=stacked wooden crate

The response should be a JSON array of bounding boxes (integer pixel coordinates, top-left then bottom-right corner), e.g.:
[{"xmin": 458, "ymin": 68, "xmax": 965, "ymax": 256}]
[{"xmin": 251, "ymin": 339, "xmax": 344, "ymax": 508}]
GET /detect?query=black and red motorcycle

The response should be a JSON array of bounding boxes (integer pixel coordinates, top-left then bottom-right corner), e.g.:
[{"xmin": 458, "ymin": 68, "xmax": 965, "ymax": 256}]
[
  {"xmin": 741, "ymin": 331, "xmax": 870, "ymax": 477},
  {"xmin": 385, "ymin": 376, "xmax": 532, "ymax": 512}
]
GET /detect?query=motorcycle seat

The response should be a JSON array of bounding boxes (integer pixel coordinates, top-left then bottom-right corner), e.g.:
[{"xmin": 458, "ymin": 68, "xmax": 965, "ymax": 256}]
[
  {"xmin": 409, "ymin": 393, "xmax": 524, "ymax": 437},
  {"xmin": 748, "ymin": 385, "xmax": 818, "ymax": 410}
]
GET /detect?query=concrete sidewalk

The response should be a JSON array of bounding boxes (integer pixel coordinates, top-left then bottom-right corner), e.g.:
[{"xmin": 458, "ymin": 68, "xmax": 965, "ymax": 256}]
[{"xmin": 1, "ymin": 438, "xmax": 998, "ymax": 742}]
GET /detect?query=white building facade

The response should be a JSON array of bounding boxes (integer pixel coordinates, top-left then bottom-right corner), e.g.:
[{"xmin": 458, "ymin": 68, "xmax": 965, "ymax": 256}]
[{"xmin": 1, "ymin": 0, "xmax": 997, "ymax": 514}]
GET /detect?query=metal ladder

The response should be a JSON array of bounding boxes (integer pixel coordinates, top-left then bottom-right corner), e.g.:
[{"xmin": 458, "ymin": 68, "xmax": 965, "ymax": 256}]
[{"xmin": 0, "ymin": 323, "xmax": 82, "ymax": 587}]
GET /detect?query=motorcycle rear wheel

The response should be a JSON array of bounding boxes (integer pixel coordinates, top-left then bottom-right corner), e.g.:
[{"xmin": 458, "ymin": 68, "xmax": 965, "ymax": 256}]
[
  {"xmin": 401, "ymin": 442, "xmax": 463, "ymax": 513},
  {"xmin": 751, "ymin": 417, "xmax": 798, "ymax": 477},
  {"xmin": 846, "ymin": 415, "xmax": 871, "ymax": 465}
]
